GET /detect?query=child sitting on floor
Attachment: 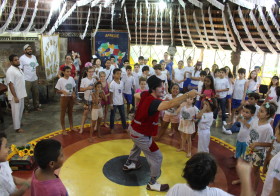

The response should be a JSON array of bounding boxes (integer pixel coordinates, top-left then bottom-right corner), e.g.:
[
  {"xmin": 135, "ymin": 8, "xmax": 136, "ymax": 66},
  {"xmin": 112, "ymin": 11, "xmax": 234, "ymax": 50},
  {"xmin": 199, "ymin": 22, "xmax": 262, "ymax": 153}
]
[
  {"xmin": 31, "ymin": 139, "xmax": 67, "ymax": 196},
  {"xmin": 0, "ymin": 133, "xmax": 30, "ymax": 195}
]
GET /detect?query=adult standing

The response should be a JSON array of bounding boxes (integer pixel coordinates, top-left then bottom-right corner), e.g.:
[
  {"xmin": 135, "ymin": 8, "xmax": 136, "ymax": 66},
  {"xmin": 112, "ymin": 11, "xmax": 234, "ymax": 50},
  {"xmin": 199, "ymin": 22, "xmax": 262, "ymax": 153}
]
[
  {"xmin": 123, "ymin": 75, "xmax": 197, "ymax": 192},
  {"xmin": 58, "ymin": 54, "xmax": 77, "ymax": 79},
  {"xmin": 19, "ymin": 44, "xmax": 41, "ymax": 112},
  {"xmin": 159, "ymin": 52, "xmax": 173, "ymax": 80},
  {"xmin": 6, "ymin": 54, "xmax": 27, "ymax": 133}
]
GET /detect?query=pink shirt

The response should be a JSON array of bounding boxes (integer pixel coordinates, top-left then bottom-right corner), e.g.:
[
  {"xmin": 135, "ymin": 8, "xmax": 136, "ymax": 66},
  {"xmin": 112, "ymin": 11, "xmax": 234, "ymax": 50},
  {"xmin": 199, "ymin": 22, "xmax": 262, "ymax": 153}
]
[
  {"xmin": 201, "ymin": 89, "xmax": 215, "ymax": 102},
  {"xmin": 136, "ymin": 89, "xmax": 148, "ymax": 93},
  {"xmin": 31, "ymin": 170, "xmax": 68, "ymax": 196}
]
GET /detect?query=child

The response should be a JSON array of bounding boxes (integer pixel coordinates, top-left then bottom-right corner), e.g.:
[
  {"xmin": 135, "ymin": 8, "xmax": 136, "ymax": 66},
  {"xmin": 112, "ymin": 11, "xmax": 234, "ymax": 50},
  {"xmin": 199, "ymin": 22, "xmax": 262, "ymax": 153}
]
[
  {"xmin": 94, "ymin": 58, "xmax": 102, "ymax": 78},
  {"xmin": 244, "ymin": 70, "xmax": 259, "ymax": 96},
  {"xmin": 160, "ymin": 61, "xmax": 170, "ymax": 81},
  {"xmin": 152, "ymin": 59, "xmax": 157, "ymax": 67},
  {"xmin": 55, "ymin": 66, "xmax": 77, "ymax": 135},
  {"xmin": 196, "ymin": 97, "xmax": 217, "ymax": 153},
  {"xmin": 172, "ymin": 60, "xmax": 185, "ymax": 92},
  {"xmin": 189, "ymin": 61, "xmax": 202, "ymax": 90},
  {"xmin": 214, "ymin": 68, "xmax": 229, "ymax": 126},
  {"xmin": 138, "ymin": 56, "xmax": 145, "ymax": 70},
  {"xmin": 100, "ymin": 71, "xmax": 110, "ymax": 128},
  {"xmin": 245, "ymin": 102, "xmax": 277, "ymax": 193},
  {"xmin": 204, "ymin": 67, "xmax": 211, "ymax": 75},
  {"xmin": 200, "ymin": 75, "xmax": 216, "ymax": 102},
  {"xmin": 195, "ymin": 71, "xmax": 207, "ymax": 109},
  {"xmin": 213, "ymin": 68, "xmax": 220, "ymax": 80},
  {"xmin": 230, "ymin": 68, "xmax": 247, "ymax": 124},
  {"xmin": 79, "ymin": 66, "xmax": 96, "ymax": 134},
  {"xmin": 211, "ymin": 64, "xmax": 219, "ymax": 78},
  {"xmin": 101, "ymin": 59, "xmax": 113, "ymax": 84},
  {"xmin": 266, "ymin": 75, "xmax": 279, "ymax": 101},
  {"xmin": 134, "ymin": 77, "xmax": 148, "ymax": 108},
  {"xmin": 225, "ymin": 66, "xmax": 235, "ymax": 116},
  {"xmin": 110, "ymin": 68, "xmax": 127, "ymax": 133},
  {"xmin": 122, "ymin": 66, "xmax": 135, "ymax": 115},
  {"xmin": 271, "ymin": 86, "xmax": 280, "ymax": 129},
  {"xmin": 247, "ymin": 92, "xmax": 260, "ymax": 120},
  {"xmin": 89, "ymin": 82, "xmax": 107, "ymax": 142},
  {"xmin": 32, "ymin": 139, "xmax": 67, "ymax": 196},
  {"xmin": 254, "ymin": 65, "xmax": 262, "ymax": 90},
  {"xmin": 0, "ymin": 133, "xmax": 30, "ymax": 195},
  {"xmin": 177, "ymin": 97, "xmax": 198, "ymax": 157},
  {"xmin": 133, "ymin": 63, "xmax": 142, "ymax": 90},
  {"xmin": 141, "ymin": 66, "xmax": 150, "ymax": 80},
  {"xmin": 154, "ymin": 64, "xmax": 168, "ymax": 95},
  {"xmin": 183, "ymin": 57, "xmax": 194, "ymax": 92},
  {"xmin": 121, "ymin": 59, "xmax": 129, "ymax": 77}
]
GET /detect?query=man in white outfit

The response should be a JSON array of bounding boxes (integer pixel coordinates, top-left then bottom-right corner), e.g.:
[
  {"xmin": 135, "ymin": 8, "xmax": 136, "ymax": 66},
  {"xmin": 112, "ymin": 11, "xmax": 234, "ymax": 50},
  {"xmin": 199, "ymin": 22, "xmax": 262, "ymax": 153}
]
[{"xmin": 6, "ymin": 55, "xmax": 27, "ymax": 133}]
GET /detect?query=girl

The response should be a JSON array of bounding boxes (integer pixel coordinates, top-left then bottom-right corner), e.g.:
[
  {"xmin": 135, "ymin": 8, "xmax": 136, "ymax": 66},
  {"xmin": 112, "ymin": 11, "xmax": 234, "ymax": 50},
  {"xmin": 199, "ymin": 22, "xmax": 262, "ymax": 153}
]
[
  {"xmin": 88, "ymin": 82, "xmax": 107, "ymax": 142},
  {"xmin": 213, "ymin": 68, "xmax": 220, "ymax": 80},
  {"xmin": 79, "ymin": 66, "xmax": 96, "ymax": 134},
  {"xmin": 100, "ymin": 71, "xmax": 110, "ymax": 128},
  {"xmin": 57, "ymin": 54, "xmax": 77, "ymax": 80},
  {"xmin": 177, "ymin": 97, "xmax": 198, "ymax": 157},
  {"xmin": 271, "ymin": 86, "xmax": 280, "ymax": 129},
  {"xmin": 157, "ymin": 84, "xmax": 182, "ymax": 140},
  {"xmin": 211, "ymin": 64, "xmax": 219, "ymax": 78},
  {"xmin": 189, "ymin": 61, "xmax": 202, "ymax": 90},
  {"xmin": 245, "ymin": 102, "xmax": 277, "ymax": 193},
  {"xmin": 196, "ymin": 97, "xmax": 217, "ymax": 153},
  {"xmin": 160, "ymin": 61, "xmax": 171, "ymax": 81},
  {"xmin": 55, "ymin": 66, "xmax": 77, "ymax": 135},
  {"xmin": 225, "ymin": 66, "xmax": 235, "ymax": 116},
  {"xmin": 135, "ymin": 77, "xmax": 147, "ymax": 93},
  {"xmin": 204, "ymin": 67, "xmax": 211, "ymax": 76},
  {"xmin": 266, "ymin": 75, "xmax": 279, "ymax": 101},
  {"xmin": 94, "ymin": 58, "xmax": 103, "ymax": 78},
  {"xmin": 244, "ymin": 70, "xmax": 259, "ymax": 98}
]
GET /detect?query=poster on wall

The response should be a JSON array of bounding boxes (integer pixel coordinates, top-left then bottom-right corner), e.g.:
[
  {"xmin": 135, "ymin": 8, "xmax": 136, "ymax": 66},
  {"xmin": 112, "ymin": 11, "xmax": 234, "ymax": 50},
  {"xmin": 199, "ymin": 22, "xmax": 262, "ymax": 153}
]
[
  {"xmin": 93, "ymin": 31, "xmax": 129, "ymax": 65},
  {"xmin": 41, "ymin": 35, "xmax": 60, "ymax": 80}
]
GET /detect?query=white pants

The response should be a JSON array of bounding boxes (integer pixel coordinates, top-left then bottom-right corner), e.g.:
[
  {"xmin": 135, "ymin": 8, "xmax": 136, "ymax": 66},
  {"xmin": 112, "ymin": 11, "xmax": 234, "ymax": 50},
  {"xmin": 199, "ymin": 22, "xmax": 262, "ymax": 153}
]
[
  {"xmin": 198, "ymin": 129, "xmax": 210, "ymax": 153},
  {"xmin": 10, "ymin": 98, "xmax": 24, "ymax": 130}
]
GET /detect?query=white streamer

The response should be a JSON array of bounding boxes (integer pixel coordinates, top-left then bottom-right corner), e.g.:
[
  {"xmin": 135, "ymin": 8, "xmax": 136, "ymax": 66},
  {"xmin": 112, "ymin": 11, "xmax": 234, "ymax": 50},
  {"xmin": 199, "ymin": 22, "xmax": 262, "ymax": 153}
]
[
  {"xmin": 12, "ymin": 0, "xmax": 28, "ymax": 32},
  {"xmin": 229, "ymin": 0, "xmax": 254, "ymax": 9},
  {"xmin": 207, "ymin": 0, "xmax": 224, "ymax": 10},
  {"xmin": 80, "ymin": 7, "xmax": 91, "ymax": 40},
  {"xmin": 193, "ymin": 11, "xmax": 207, "ymax": 48},
  {"xmin": 247, "ymin": 0, "xmax": 275, "ymax": 9},
  {"xmin": 200, "ymin": 9, "xmax": 212, "ymax": 49},
  {"xmin": 170, "ymin": 8, "xmax": 173, "ymax": 46},
  {"xmin": 135, "ymin": 0, "xmax": 138, "ymax": 45},
  {"xmin": 249, "ymin": 10, "xmax": 276, "ymax": 54},
  {"xmin": 0, "ymin": 0, "xmax": 7, "ymax": 19},
  {"xmin": 121, "ymin": 0, "xmax": 125, "ymax": 8},
  {"xmin": 124, "ymin": 5, "xmax": 131, "ymax": 40},
  {"xmin": 222, "ymin": 11, "xmax": 236, "ymax": 51},
  {"xmin": 91, "ymin": 0, "xmax": 102, "ymax": 7},
  {"xmin": 146, "ymin": 4, "xmax": 150, "ymax": 45},
  {"xmin": 238, "ymin": 6, "xmax": 263, "ymax": 53},
  {"xmin": 104, "ymin": 0, "xmax": 113, "ymax": 8},
  {"xmin": 23, "ymin": 0, "xmax": 39, "ymax": 33},
  {"xmin": 35, "ymin": 3, "xmax": 54, "ymax": 34},
  {"xmin": 111, "ymin": 3, "xmax": 115, "ymax": 31},
  {"xmin": 60, "ymin": 3, "xmax": 77, "ymax": 25},
  {"xmin": 0, "ymin": 0, "xmax": 17, "ymax": 34},
  {"xmin": 154, "ymin": 5, "xmax": 158, "ymax": 45},
  {"xmin": 139, "ymin": 3, "xmax": 142, "ymax": 46},
  {"xmin": 182, "ymin": 6, "xmax": 195, "ymax": 48},
  {"xmin": 208, "ymin": 6, "xmax": 223, "ymax": 50},
  {"xmin": 267, "ymin": 8, "xmax": 280, "ymax": 36},
  {"xmin": 48, "ymin": 1, "xmax": 67, "ymax": 35},
  {"xmin": 178, "ymin": 0, "xmax": 185, "ymax": 8},
  {"xmin": 160, "ymin": 10, "xmax": 163, "ymax": 45},
  {"xmin": 77, "ymin": 0, "xmax": 92, "ymax": 7},
  {"xmin": 258, "ymin": 6, "xmax": 280, "ymax": 50},
  {"xmin": 227, "ymin": 4, "xmax": 250, "ymax": 51},
  {"xmin": 187, "ymin": 0, "xmax": 202, "ymax": 8},
  {"xmin": 92, "ymin": 4, "xmax": 102, "ymax": 37},
  {"xmin": 178, "ymin": 6, "xmax": 185, "ymax": 48},
  {"xmin": 145, "ymin": 0, "xmax": 148, "ymax": 9}
]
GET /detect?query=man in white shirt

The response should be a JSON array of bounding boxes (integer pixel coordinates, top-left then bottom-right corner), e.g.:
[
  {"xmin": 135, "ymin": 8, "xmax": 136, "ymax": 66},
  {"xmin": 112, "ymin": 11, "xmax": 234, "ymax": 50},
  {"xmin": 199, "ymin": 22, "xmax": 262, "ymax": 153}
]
[
  {"xmin": 19, "ymin": 44, "xmax": 41, "ymax": 112},
  {"xmin": 100, "ymin": 59, "xmax": 113, "ymax": 84},
  {"xmin": 6, "ymin": 54, "xmax": 27, "ymax": 133}
]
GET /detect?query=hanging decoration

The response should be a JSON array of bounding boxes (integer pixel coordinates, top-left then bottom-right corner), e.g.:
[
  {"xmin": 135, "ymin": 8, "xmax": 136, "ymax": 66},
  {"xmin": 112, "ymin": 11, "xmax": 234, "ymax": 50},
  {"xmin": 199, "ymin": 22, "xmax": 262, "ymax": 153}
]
[
  {"xmin": 104, "ymin": 0, "xmax": 113, "ymax": 8},
  {"xmin": 80, "ymin": 7, "xmax": 91, "ymax": 40},
  {"xmin": 160, "ymin": 9, "xmax": 163, "ymax": 45},
  {"xmin": 12, "ymin": 0, "xmax": 28, "ymax": 32},
  {"xmin": 0, "ymin": 0, "xmax": 7, "ymax": 19},
  {"xmin": 246, "ymin": 0, "xmax": 275, "ymax": 9},
  {"xmin": 111, "ymin": 3, "xmax": 115, "ymax": 31},
  {"xmin": 267, "ymin": 9, "xmax": 280, "ymax": 36},
  {"xmin": 193, "ymin": 11, "xmax": 207, "ymax": 48},
  {"xmin": 226, "ymin": 4, "xmax": 250, "ymax": 52},
  {"xmin": 249, "ymin": 10, "xmax": 276, "ymax": 54},
  {"xmin": 208, "ymin": 6, "xmax": 223, "ymax": 50},
  {"xmin": 48, "ymin": 2, "xmax": 67, "ymax": 35},
  {"xmin": 229, "ymin": 0, "xmax": 254, "ymax": 9},
  {"xmin": 258, "ymin": 6, "xmax": 280, "ymax": 50},
  {"xmin": 124, "ymin": 5, "xmax": 131, "ymax": 40},
  {"xmin": 146, "ymin": 4, "xmax": 150, "ymax": 45},
  {"xmin": 92, "ymin": 4, "xmax": 102, "ymax": 37},
  {"xmin": 200, "ymin": 9, "xmax": 212, "ymax": 49},
  {"xmin": 187, "ymin": 0, "xmax": 202, "ymax": 8},
  {"xmin": 134, "ymin": 0, "xmax": 138, "ymax": 45},
  {"xmin": 121, "ymin": 0, "xmax": 125, "ymax": 8},
  {"xmin": 91, "ymin": 0, "xmax": 102, "ymax": 7},
  {"xmin": 169, "ymin": 7, "xmax": 174, "ymax": 46},
  {"xmin": 207, "ymin": 0, "xmax": 224, "ymax": 11},
  {"xmin": 154, "ymin": 5, "xmax": 158, "ymax": 45},
  {"xmin": 77, "ymin": 0, "xmax": 92, "ymax": 7},
  {"xmin": 35, "ymin": 3, "xmax": 55, "ymax": 33},
  {"xmin": 60, "ymin": 3, "xmax": 77, "ymax": 26},
  {"xmin": 178, "ymin": 6, "xmax": 185, "ymax": 48},
  {"xmin": 237, "ymin": 6, "xmax": 263, "ymax": 53},
  {"xmin": 221, "ymin": 11, "xmax": 236, "ymax": 51},
  {"xmin": 23, "ymin": 0, "xmax": 39, "ymax": 33},
  {"xmin": 139, "ymin": 3, "xmax": 142, "ymax": 46},
  {"xmin": 145, "ymin": 0, "xmax": 148, "ymax": 9},
  {"xmin": 0, "ymin": 0, "xmax": 17, "ymax": 34}
]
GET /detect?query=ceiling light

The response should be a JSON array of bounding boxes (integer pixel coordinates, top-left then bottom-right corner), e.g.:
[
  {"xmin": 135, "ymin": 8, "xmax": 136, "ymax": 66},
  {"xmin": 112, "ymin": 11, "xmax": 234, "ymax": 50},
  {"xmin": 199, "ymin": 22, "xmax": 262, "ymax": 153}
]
[{"xmin": 158, "ymin": 0, "xmax": 167, "ymax": 12}]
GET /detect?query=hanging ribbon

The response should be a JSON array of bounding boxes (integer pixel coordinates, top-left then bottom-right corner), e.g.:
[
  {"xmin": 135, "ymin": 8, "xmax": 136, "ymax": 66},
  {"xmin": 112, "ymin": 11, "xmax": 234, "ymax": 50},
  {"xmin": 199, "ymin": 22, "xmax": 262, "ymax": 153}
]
[
  {"xmin": 139, "ymin": 3, "xmax": 142, "ymax": 46},
  {"xmin": 169, "ymin": 7, "xmax": 173, "ymax": 46},
  {"xmin": 104, "ymin": 0, "xmax": 113, "ymax": 8},
  {"xmin": 154, "ymin": 5, "xmax": 158, "ymax": 45},
  {"xmin": 91, "ymin": 0, "xmax": 102, "ymax": 7},
  {"xmin": 267, "ymin": 8, "xmax": 280, "ymax": 36},
  {"xmin": 145, "ymin": 0, "xmax": 148, "ymax": 9},
  {"xmin": 160, "ymin": 10, "xmax": 163, "ymax": 45},
  {"xmin": 48, "ymin": 1, "xmax": 67, "ymax": 35},
  {"xmin": 227, "ymin": 4, "xmax": 250, "ymax": 51},
  {"xmin": 222, "ymin": 11, "xmax": 236, "ymax": 51},
  {"xmin": 111, "ymin": 3, "xmax": 115, "ymax": 31},
  {"xmin": 229, "ymin": 0, "xmax": 254, "ymax": 9},
  {"xmin": 12, "ymin": 0, "xmax": 28, "ymax": 32},
  {"xmin": 258, "ymin": 6, "xmax": 280, "ymax": 50},
  {"xmin": 0, "ymin": 0, "xmax": 17, "ymax": 34},
  {"xmin": 249, "ymin": 10, "xmax": 276, "ymax": 54},
  {"xmin": 121, "ymin": 0, "xmax": 125, "ymax": 8},
  {"xmin": 201, "ymin": 9, "xmax": 212, "ymax": 49},
  {"xmin": 238, "ymin": 6, "xmax": 263, "ymax": 53},
  {"xmin": 246, "ymin": 0, "xmax": 275, "ymax": 9},
  {"xmin": 193, "ymin": 11, "xmax": 207, "ymax": 48},
  {"xmin": 124, "ymin": 5, "xmax": 131, "ymax": 40},
  {"xmin": 23, "ymin": 0, "xmax": 39, "ymax": 33},
  {"xmin": 35, "ymin": 3, "xmax": 55, "ymax": 33},
  {"xmin": 92, "ymin": 4, "xmax": 102, "ymax": 37},
  {"xmin": 80, "ymin": 7, "xmax": 91, "ymax": 40},
  {"xmin": 207, "ymin": 0, "xmax": 224, "ymax": 11},
  {"xmin": 134, "ymin": 0, "xmax": 138, "ymax": 45},
  {"xmin": 60, "ymin": 3, "xmax": 77, "ymax": 25},
  {"xmin": 0, "ymin": 0, "xmax": 8, "ymax": 19},
  {"xmin": 187, "ymin": 0, "xmax": 202, "ymax": 8},
  {"xmin": 208, "ymin": 6, "xmax": 223, "ymax": 50},
  {"xmin": 178, "ymin": 6, "xmax": 185, "ymax": 48},
  {"xmin": 77, "ymin": 0, "xmax": 92, "ymax": 7},
  {"xmin": 182, "ymin": 6, "xmax": 195, "ymax": 48},
  {"xmin": 146, "ymin": 4, "xmax": 150, "ymax": 45}
]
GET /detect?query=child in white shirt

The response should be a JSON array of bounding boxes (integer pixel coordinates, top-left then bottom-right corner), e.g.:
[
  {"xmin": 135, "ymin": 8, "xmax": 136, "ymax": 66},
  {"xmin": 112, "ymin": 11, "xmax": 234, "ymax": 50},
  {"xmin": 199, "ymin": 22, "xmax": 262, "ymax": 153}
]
[
  {"xmin": 172, "ymin": 60, "xmax": 185, "ymax": 92},
  {"xmin": 121, "ymin": 59, "xmax": 129, "ymax": 77},
  {"xmin": 122, "ymin": 66, "xmax": 135, "ymax": 116},
  {"xmin": 133, "ymin": 63, "xmax": 142, "ymax": 90},
  {"xmin": 271, "ymin": 86, "xmax": 280, "ymax": 129},
  {"xmin": 154, "ymin": 64, "xmax": 168, "ymax": 95},
  {"xmin": 195, "ymin": 71, "xmax": 207, "ymax": 110},
  {"xmin": 266, "ymin": 75, "xmax": 279, "ymax": 101}
]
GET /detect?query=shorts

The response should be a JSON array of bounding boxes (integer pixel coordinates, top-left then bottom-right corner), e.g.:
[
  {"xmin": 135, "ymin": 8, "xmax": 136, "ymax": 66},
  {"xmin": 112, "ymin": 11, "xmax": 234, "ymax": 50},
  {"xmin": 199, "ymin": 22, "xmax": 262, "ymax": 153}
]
[
  {"xmin": 163, "ymin": 113, "xmax": 179, "ymax": 124},
  {"xmin": 245, "ymin": 150, "xmax": 265, "ymax": 167},
  {"xmin": 195, "ymin": 100, "xmax": 201, "ymax": 110},
  {"xmin": 92, "ymin": 108, "xmax": 103, "ymax": 120},
  {"xmin": 226, "ymin": 95, "xmax": 232, "ymax": 99},
  {"xmin": 232, "ymin": 99, "xmax": 242, "ymax": 109},
  {"xmin": 123, "ymin": 93, "xmax": 133, "ymax": 104},
  {"xmin": 183, "ymin": 78, "xmax": 191, "ymax": 88},
  {"xmin": 235, "ymin": 140, "xmax": 247, "ymax": 159},
  {"xmin": 188, "ymin": 83, "xmax": 198, "ymax": 90},
  {"xmin": 273, "ymin": 114, "xmax": 280, "ymax": 129}
]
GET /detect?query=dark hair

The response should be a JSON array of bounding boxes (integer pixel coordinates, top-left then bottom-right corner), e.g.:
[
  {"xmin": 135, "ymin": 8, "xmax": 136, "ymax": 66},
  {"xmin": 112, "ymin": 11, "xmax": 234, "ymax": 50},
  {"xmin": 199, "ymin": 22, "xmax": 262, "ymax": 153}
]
[
  {"xmin": 123, "ymin": 59, "xmax": 129, "ymax": 63},
  {"xmin": 0, "ymin": 133, "xmax": 7, "ymax": 148},
  {"xmin": 61, "ymin": 66, "xmax": 71, "ymax": 77},
  {"xmin": 139, "ymin": 77, "xmax": 147, "ymax": 83},
  {"xmin": 248, "ymin": 70, "xmax": 257, "ymax": 82},
  {"xmin": 248, "ymin": 92, "xmax": 260, "ymax": 100},
  {"xmin": 154, "ymin": 64, "xmax": 162, "ymax": 70},
  {"xmin": 134, "ymin": 63, "xmax": 140, "ymax": 68},
  {"xmin": 219, "ymin": 68, "xmax": 226, "ymax": 73},
  {"xmin": 142, "ymin": 66, "xmax": 149, "ymax": 72},
  {"xmin": 204, "ymin": 98, "xmax": 217, "ymax": 112},
  {"xmin": 214, "ymin": 69, "xmax": 220, "ymax": 75},
  {"xmin": 95, "ymin": 81, "xmax": 102, "ymax": 87},
  {"xmin": 204, "ymin": 68, "xmax": 211, "ymax": 75},
  {"xmin": 110, "ymin": 55, "xmax": 115, "ymax": 59},
  {"xmin": 194, "ymin": 62, "xmax": 202, "ymax": 76},
  {"xmin": 224, "ymin": 66, "xmax": 233, "ymax": 78},
  {"xmin": 82, "ymin": 66, "xmax": 94, "ymax": 78},
  {"xmin": 99, "ymin": 71, "xmax": 106, "ymax": 77},
  {"xmin": 276, "ymin": 86, "xmax": 280, "ymax": 102},
  {"xmin": 94, "ymin": 58, "xmax": 102, "ymax": 65},
  {"xmin": 34, "ymin": 139, "xmax": 61, "ymax": 169},
  {"xmin": 202, "ymin": 75, "xmax": 215, "ymax": 95},
  {"xmin": 138, "ymin": 56, "xmax": 144, "ymax": 60},
  {"xmin": 147, "ymin": 75, "xmax": 163, "ymax": 93},
  {"xmin": 269, "ymin": 76, "xmax": 279, "ymax": 89},
  {"xmin": 126, "ymin": 65, "xmax": 132, "ymax": 70},
  {"xmin": 262, "ymin": 102, "xmax": 277, "ymax": 119},
  {"xmin": 211, "ymin": 64, "xmax": 219, "ymax": 72},
  {"xmin": 152, "ymin": 60, "xmax": 157, "ymax": 64},
  {"xmin": 113, "ymin": 68, "xmax": 121, "ymax": 75},
  {"xmin": 238, "ymin": 68, "xmax": 246, "ymax": 75},
  {"xmin": 65, "ymin": 54, "xmax": 73, "ymax": 61},
  {"xmin": 200, "ymin": 71, "xmax": 207, "ymax": 77},
  {"xmin": 183, "ymin": 153, "xmax": 217, "ymax": 191},
  {"xmin": 9, "ymin": 54, "xmax": 18, "ymax": 62},
  {"xmin": 243, "ymin": 104, "xmax": 256, "ymax": 115},
  {"xmin": 254, "ymin": 66, "xmax": 261, "ymax": 71}
]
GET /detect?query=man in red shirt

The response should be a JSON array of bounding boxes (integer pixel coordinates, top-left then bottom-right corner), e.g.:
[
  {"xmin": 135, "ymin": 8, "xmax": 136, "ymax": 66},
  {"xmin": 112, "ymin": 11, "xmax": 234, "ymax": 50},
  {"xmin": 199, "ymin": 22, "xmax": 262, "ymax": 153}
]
[{"xmin": 123, "ymin": 75, "xmax": 197, "ymax": 192}]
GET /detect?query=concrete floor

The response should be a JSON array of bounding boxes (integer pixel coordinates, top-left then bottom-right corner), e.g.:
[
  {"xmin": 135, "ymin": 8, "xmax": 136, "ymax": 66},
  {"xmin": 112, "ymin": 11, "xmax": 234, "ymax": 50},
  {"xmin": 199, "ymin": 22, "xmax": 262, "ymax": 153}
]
[{"xmin": 0, "ymin": 98, "xmax": 237, "ymax": 147}]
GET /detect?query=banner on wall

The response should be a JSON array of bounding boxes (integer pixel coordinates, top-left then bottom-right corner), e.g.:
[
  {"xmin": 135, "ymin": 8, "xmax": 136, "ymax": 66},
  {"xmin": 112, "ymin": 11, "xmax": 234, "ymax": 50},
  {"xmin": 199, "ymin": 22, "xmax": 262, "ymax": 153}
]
[
  {"xmin": 93, "ymin": 31, "xmax": 129, "ymax": 65},
  {"xmin": 41, "ymin": 35, "xmax": 59, "ymax": 80}
]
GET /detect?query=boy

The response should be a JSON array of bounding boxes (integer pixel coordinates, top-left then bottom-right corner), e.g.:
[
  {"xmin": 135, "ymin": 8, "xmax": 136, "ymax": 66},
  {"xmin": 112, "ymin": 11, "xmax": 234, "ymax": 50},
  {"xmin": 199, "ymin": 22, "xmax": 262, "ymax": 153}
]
[
  {"xmin": 133, "ymin": 63, "xmax": 142, "ymax": 90},
  {"xmin": 144, "ymin": 57, "xmax": 149, "ymax": 66},
  {"xmin": 121, "ymin": 59, "xmax": 129, "ymax": 77},
  {"xmin": 214, "ymin": 68, "xmax": 229, "ymax": 126},
  {"xmin": 195, "ymin": 71, "xmax": 207, "ymax": 109},
  {"xmin": 141, "ymin": 66, "xmax": 150, "ymax": 80},
  {"xmin": 110, "ymin": 68, "xmax": 127, "ymax": 133},
  {"xmin": 138, "ymin": 56, "xmax": 145, "ymax": 70},
  {"xmin": 152, "ymin": 60, "xmax": 157, "ymax": 67},
  {"xmin": 0, "ymin": 133, "xmax": 30, "ymax": 195},
  {"xmin": 122, "ymin": 66, "xmax": 135, "ymax": 116},
  {"xmin": 247, "ymin": 92, "xmax": 260, "ymax": 120},
  {"xmin": 154, "ymin": 64, "xmax": 168, "ymax": 94},
  {"xmin": 230, "ymin": 68, "xmax": 247, "ymax": 124},
  {"xmin": 172, "ymin": 60, "xmax": 185, "ymax": 92},
  {"xmin": 110, "ymin": 55, "xmax": 118, "ymax": 69},
  {"xmin": 32, "ymin": 139, "xmax": 67, "ymax": 196}
]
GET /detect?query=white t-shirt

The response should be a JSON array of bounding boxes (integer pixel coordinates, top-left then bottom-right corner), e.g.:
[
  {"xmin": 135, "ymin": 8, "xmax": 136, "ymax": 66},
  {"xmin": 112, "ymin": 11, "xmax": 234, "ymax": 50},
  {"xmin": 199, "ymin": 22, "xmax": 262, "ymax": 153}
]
[
  {"xmin": 261, "ymin": 151, "xmax": 280, "ymax": 196},
  {"xmin": 19, "ymin": 54, "xmax": 39, "ymax": 81},
  {"xmin": 191, "ymin": 70, "xmax": 201, "ymax": 85},
  {"xmin": 272, "ymin": 96, "xmax": 280, "ymax": 114},
  {"xmin": 237, "ymin": 118, "xmax": 252, "ymax": 142},
  {"xmin": 133, "ymin": 71, "xmax": 142, "ymax": 90},
  {"xmin": 214, "ymin": 78, "xmax": 229, "ymax": 99},
  {"xmin": 164, "ymin": 94, "xmax": 183, "ymax": 115},
  {"xmin": 122, "ymin": 75, "xmax": 135, "ymax": 94},
  {"xmin": 253, "ymin": 104, "xmax": 260, "ymax": 119},
  {"xmin": 6, "ymin": 65, "xmax": 27, "ymax": 100},
  {"xmin": 227, "ymin": 77, "xmax": 234, "ymax": 95},
  {"xmin": 198, "ymin": 112, "xmax": 214, "ymax": 131},
  {"xmin": 247, "ymin": 79, "xmax": 258, "ymax": 93},
  {"xmin": 121, "ymin": 67, "xmax": 127, "ymax": 77},
  {"xmin": 167, "ymin": 183, "xmax": 233, "ymax": 196},
  {"xmin": 55, "ymin": 77, "xmax": 76, "ymax": 96},
  {"xmin": 197, "ymin": 81, "xmax": 204, "ymax": 100},
  {"xmin": 184, "ymin": 66, "xmax": 194, "ymax": 79},
  {"xmin": 0, "ymin": 161, "xmax": 17, "ymax": 196},
  {"xmin": 110, "ymin": 64, "xmax": 118, "ymax": 70},
  {"xmin": 180, "ymin": 106, "xmax": 199, "ymax": 120},
  {"xmin": 156, "ymin": 73, "xmax": 168, "ymax": 84},
  {"xmin": 110, "ymin": 80, "xmax": 124, "ymax": 105},
  {"xmin": 100, "ymin": 67, "xmax": 113, "ymax": 83},
  {"xmin": 95, "ymin": 66, "xmax": 103, "ymax": 78},
  {"xmin": 268, "ymin": 86, "xmax": 277, "ymax": 99},
  {"xmin": 232, "ymin": 79, "xmax": 246, "ymax": 100},
  {"xmin": 174, "ymin": 67, "xmax": 185, "ymax": 88},
  {"xmin": 80, "ymin": 77, "xmax": 96, "ymax": 101}
]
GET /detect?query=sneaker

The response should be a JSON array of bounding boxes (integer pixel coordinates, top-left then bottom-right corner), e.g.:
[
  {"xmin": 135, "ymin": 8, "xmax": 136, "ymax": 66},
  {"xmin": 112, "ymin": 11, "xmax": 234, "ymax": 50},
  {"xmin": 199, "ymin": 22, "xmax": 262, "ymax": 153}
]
[
  {"xmin": 122, "ymin": 160, "xmax": 142, "ymax": 171},
  {"xmin": 146, "ymin": 181, "xmax": 169, "ymax": 192},
  {"xmin": 223, "ymin": 121, "xmax": 227, "ymax": 126},
  {"xmin": 222, "ymin": 126, "xmax": 232, "ymax": 135}
]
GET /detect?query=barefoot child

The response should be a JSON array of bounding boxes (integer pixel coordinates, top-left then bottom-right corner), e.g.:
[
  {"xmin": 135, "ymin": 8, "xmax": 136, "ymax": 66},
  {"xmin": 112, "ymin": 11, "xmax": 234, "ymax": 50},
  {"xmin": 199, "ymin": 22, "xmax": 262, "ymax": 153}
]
[{"xmin": 100, "ymin": 71, "xmax": 110, "ymax": 128}]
